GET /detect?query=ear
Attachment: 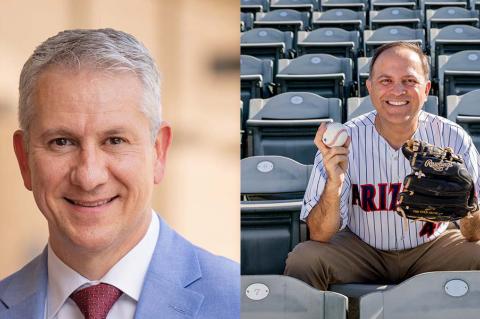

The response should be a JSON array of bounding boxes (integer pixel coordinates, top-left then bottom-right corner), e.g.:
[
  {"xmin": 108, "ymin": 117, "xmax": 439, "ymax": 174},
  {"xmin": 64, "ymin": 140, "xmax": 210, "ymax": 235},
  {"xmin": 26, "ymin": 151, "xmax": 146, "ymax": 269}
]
[
  {"xmin": 153, "ymin": 122, "xmax": 172, "ymax": 184},
  {"xmin": 366, "ymin": 78, "xmax": 372, "ymax": 95},
  {"xmin": 424, "ymin": 80, "xmax": 432, "ymax": 96},
  {"xmin": 13, "ymin": 130, "xmax": 32, "ymax": 191}
]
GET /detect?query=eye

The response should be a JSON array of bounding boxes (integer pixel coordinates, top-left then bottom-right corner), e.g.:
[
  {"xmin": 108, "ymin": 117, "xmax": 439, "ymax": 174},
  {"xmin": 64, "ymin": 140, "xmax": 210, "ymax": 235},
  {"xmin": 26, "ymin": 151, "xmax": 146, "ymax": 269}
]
[
  {"xmin": 379, "ymin": 79, "xmax": 391, "ymax": 85},
  {"xmin": 50, "ymin": 138, "xmax": 73, "ymax": 147},
  {"xmin": 107, "ymin": 137, "xmax": 126, "ymax": 145},
  {"xmin": 405, "ymin": 79, "xmax": 418, "ymax": 85}
]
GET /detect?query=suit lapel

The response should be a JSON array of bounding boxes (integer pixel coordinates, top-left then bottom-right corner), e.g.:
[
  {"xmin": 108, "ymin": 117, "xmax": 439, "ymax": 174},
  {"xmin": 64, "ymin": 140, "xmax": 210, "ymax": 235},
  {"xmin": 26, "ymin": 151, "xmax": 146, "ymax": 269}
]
[
  {"xmin": 134, "ymin": 216, "xmax": 204, "ymax": 319},
  {"xmin": 0, "ymin": 249, "xmax": 47, "ymax": 318}
]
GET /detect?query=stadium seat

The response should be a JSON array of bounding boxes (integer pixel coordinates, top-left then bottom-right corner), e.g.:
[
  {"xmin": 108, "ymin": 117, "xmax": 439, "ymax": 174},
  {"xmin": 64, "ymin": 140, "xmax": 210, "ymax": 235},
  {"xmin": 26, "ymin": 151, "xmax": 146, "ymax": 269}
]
[
  {"xmin": 356, "ymin": 57, "xmax": 371, "ymax": 97},
  {"xmin": 241, "ymin": 55, "xmax": 274, "ymax": 128},
  {"xmin": 297, "ymin": 28, "xmax": 360, "ymax": 60},
  {"xmin": 241, "ymin": 12, "xmax": 255, "ymax": 31},
  {"xmin": 359, "ymin": 271, "xmax": 480, "ymax": 319},
  {"xmin": 241, "ymin": 156, "xmax": 312, "ymax": 275},
  {"xmin": 246, "ymin": 92, "xmax": 342, "ymax": 164},
  {"xmin": 312, "ymin": 9, "xmax": 366, "ymax": 32},
  {"xmin": 346, "ymin": 95, "xmax": 439, "ymax": 120},
  {"xmin": 427, "ymin": 7, "xmax": 480, "ymax": 43},
  {"xmin": 254, "ymin": 9, "xmax": 311, "ymax": 45},
  {"xmin": 438, "ymin": 51, "xmax": 480, "ymax": 116},
  {"xmin": 276, "ymin": 54, "xmax": 354, "ymax": 108},
  {"xmin": 371, "ymin": 0, "xmax": 417, "ymax": 10},
  {"xmin": 320, "ymin": 0, "xmax": 368, "ymax": 12},
  {"xmin": 369, "ymin": 7, "xmax": 423, "ymax": 30},
  {"xmin": 471, "ymin": 0, "xmax": 480, "ymax": 10},
  {"xmin": 241, "ymin": 0, "xmax": 270, "ymax": 13},
  {"xmin": 270, "ymin": 0, "xmax": 320, "ymax": 12},
  {"xmin": 430, "ymin": 25, "xmax": 480, "ymax": 75},
  {"xmin": 363, "ymin": 26, "xmax": 425, "ymax": 57},
  {"xmin": 422, "ymin": 0, "xmax": 468, "ymax": 12},
  {"xmin": 446, "ymin": 89, "xmax": 480, "ymax": 150},
  {"xmin": 241, "ymin": 28, "xmax": 294, "ymax": 76},
  {"xmin": 242, "ymin": 275, "xmax": 348, "ymax": 319}
]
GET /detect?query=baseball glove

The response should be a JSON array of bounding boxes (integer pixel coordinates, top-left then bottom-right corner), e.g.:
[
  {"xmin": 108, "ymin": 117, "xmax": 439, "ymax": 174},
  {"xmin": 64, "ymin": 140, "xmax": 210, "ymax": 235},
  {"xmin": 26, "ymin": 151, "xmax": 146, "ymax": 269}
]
[{"xmin": 396, "ymin": 139, "xmax": 478, "ymax": 222}]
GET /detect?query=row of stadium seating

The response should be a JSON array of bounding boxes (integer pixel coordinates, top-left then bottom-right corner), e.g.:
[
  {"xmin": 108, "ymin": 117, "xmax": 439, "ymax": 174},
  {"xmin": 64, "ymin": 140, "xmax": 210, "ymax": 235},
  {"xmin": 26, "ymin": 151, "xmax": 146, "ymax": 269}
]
[
  {"xmin": 241, "ymin": 6, "xmax": 480, "ymax": 32},
  {"xmin": 241, "ymin": 0, "xmax": 480, "ymax": 14},
  {"xmin": 242, "ymin": 89, "xmax": 480, "ymax": 164},
  {"xmin": 241, "ymin": 49, "xmax": 480, "ymax": 115}
]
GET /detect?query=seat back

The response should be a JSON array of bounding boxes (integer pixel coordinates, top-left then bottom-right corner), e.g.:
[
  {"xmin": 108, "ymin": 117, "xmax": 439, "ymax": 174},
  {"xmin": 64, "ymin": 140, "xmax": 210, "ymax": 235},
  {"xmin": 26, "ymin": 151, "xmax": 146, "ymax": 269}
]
[
  {"xmin": 360, "ymin": 271, "xmax": 480, "ymax": 319},
  {"xmin": 242, "ymin": 275, "xmax": 348, "ymax": 319},
  {"xmin": 246, "ymin": 92, "xmax": 342, "ymax": 164},
  {"xmin": 364, "ymin": 26, "xmax": 425, "ymax": 57},
  {"xmin": 370, "ymin": 7, "xmax": 423, "ymax": 30},
  {"xmin": 438, "ymin": 50, "xmax": 480, "ymax": 116},
  {"xmin": 446, "ymin": 89, "xmax": 480, "ymax": 150},
  {"xmin": 241, "ymin": 156, "xmax": 312, "ymax": 274},
  {"xmin": 270, "ymin": 0, "xmax": 320, "ymax": 12},
  {"xmin": 320, "ymin": 0, "xmax": 368, "ymax": 12},
  {"xmin": 312, "ymin": 9, "xmax": 366, "ymax": 32},
  {"xmin": 241, "ymin": 12, "xmax": 255, "ymax": 31},
  {"xmin": 430, "ymin": 24, "xmax": 480, "ymax": 75},
  {"xmin": 241, "ymin": 0, "xmax": 270, "ymax": 13},
  {"xmin": 371, "ymin": 0, "xmax": 417, "ymax": 10},
  {"xmin": 297, "ymin": 28, "xmax": 360, "ymax": 59},
  {"xmin": 356, "ymin": 57, "xmax": 371, "ymax": 97},
  {"xmin": 276, "ymin": 54, "xmax": 353, "ymax": 107}
]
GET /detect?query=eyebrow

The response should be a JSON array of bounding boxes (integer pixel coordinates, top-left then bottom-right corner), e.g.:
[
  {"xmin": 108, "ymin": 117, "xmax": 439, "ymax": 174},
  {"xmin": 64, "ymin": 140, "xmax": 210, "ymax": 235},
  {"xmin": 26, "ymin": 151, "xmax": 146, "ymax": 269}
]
[{"xmin": 39, "ymin": 127, "xmax": 131, "ymax": 140}]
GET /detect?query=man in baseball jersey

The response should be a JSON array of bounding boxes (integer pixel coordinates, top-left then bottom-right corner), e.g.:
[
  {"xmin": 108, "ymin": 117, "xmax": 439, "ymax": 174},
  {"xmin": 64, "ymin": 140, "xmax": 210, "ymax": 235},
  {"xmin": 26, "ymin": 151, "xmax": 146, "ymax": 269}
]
[{"xmin": 284, "ymin": 42, "xmax": 480, "ymax": 291}]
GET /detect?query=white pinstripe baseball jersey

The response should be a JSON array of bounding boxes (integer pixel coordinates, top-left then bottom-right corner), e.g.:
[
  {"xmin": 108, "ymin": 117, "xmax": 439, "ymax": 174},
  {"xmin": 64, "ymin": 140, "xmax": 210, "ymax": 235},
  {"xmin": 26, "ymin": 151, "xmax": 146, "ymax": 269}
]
[{"xmin": 301, "ymin": 110, "xmax": 480, "ymax": 251}]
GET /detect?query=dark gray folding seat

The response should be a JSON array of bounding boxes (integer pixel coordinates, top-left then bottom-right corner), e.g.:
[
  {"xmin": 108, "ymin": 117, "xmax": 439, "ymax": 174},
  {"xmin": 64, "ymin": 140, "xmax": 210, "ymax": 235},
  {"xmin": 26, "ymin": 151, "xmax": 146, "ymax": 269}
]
[
  {"xmin": 241, "ymin": 156, "xmax": 312, "ymax": 275},
  {"xmin": 270, "ymin": 0, "xmax": 320, "ymax": 12},
  {"xmin": 363, "ymin": 26, "xmax": 425, "ymax": 57},
  {"xmin": 438, "ymin": 50, "xmax": 480, "ymax": 116},
  {"xmin": 312, "ymin": 9, "xmax": 366, "ymax": 32},
  {"xmin": 346, "ymin": 95, "xmax": 439, "ymax": 120},
  {"xmin": 370, "ymin": 7, "xmax": 423, "ymax": 30},
  {"xmin": 246, "ymin": 92, "xmax": 342, "ymax": 164},
  {"xmin": 242, "ymin": 275, "xmax": 348, "ymax": 319},
  {"xmin": 423, "ymin": 0, "xmax": 468, "ymax": 12},
  {"xmin": 241, "ymin": 0, "xmax": 270, "ymax": 13},
  {"xmin": 254, "ymin": 9, "xmax": 311, "ymax": 44},
  {"xmin": 427, "ymin": 7, "xmax": 480, "ymax": 43},
  {"xmin": 241, "ymin": 28, "xmax": 294, "ymax": 75},
  {"xmin": 371, "ymin": 0, "xmax": 417, "ymax": 10},
  {"xmin": 241, "ymin": 55, "xmax": 274, "ymax": 128},
  {"xmin": 471, "ymin": 0, "xmax": 480, "ymax": 10},
  {"xmin": 276, "ymin": 54, "xmax": 354, "ymax": 109},
  {"xmin": 320, "ymin": 0, "xmax": 368, "ymax": 11},
  {"xmin": 297, "ymin": 28, "xmax": 360, "ymax": 60},
  {"xmin": 356, "ymin": 57, "xmax": 371, "ymax": 97},
  {"xmin": 430, "ymin": 24, "xmax": 480, "ymax": 75},
  {"xmin": 241, "ymin": 12, "xmax": 255, "ymax": 31},
  {"xmin": 446, "ymin": 89, "xmax": 480, "ymax": 150},
  {"xmin": 359, "ymin": 271, "xmax": 480, "ymax": 319}
]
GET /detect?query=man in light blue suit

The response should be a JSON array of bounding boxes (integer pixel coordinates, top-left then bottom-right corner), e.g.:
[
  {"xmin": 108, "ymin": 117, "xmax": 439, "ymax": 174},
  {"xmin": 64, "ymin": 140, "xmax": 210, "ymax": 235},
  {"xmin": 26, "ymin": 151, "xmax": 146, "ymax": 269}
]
[{"xmin": 0, "ymin": 29, "xmax": 239, "ymax": 319}]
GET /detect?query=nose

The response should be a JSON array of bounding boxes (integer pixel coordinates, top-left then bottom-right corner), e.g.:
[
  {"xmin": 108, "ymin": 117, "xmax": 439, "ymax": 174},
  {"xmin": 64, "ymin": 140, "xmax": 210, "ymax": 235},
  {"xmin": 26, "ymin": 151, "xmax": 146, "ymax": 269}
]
[
  {"xmin": 70, "ymin": 145, "xmax": 108, "ymax": 191},
  {"xmin": 391, "ymin": 82, "xmax": 407, "ymax": 96}
]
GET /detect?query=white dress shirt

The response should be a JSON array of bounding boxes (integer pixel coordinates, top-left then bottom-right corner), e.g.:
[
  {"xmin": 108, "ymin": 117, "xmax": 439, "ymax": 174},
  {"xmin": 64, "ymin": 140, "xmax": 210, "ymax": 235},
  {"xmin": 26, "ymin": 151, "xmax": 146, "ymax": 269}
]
[{"xmin": 45, "ymin": 211, "xmax": 160, "ymax": 319}]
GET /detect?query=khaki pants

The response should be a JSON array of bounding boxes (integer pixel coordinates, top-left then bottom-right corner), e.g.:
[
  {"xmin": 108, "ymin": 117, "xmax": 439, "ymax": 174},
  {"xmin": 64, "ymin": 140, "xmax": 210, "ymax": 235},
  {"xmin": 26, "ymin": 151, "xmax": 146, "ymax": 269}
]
[{"xmin": 284, "ymin": 228, "xmax": 480, "ymax": 291}]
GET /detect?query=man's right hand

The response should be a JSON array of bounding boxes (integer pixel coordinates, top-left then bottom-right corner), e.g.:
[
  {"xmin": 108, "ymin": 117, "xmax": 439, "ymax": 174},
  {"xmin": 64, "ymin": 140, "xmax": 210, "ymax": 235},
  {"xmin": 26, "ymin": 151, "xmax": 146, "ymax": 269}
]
[{"xmin": 314, "ymin": 123, "xmax": 351, "ymax": 187}]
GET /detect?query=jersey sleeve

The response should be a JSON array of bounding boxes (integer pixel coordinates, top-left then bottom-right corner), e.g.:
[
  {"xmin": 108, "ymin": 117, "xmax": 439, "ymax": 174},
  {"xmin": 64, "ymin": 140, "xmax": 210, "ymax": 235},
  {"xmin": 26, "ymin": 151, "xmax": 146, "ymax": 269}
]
[{"xmin": 300, "ymin": 150, "xmax": 351, "ymax": 230}]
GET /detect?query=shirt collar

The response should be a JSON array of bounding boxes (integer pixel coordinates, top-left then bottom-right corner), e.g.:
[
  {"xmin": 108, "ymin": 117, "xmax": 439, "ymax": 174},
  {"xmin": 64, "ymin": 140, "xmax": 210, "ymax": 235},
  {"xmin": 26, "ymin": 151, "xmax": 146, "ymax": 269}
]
[{"xmin": 46, "ymin": 210, "xmax": 160, "ymax": 319}]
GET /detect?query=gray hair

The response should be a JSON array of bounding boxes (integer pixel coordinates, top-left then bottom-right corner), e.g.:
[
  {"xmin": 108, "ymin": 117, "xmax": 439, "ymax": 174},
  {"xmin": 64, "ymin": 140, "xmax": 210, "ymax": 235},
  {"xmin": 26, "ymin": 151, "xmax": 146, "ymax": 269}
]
[{"xmin": 19, "ymin": 28, "xmax": 161, "ymax": 142}]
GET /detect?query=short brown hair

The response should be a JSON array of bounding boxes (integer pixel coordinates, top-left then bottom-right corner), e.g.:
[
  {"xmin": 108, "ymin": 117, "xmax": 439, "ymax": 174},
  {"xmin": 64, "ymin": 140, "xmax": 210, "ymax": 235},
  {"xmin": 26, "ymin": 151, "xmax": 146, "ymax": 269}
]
[{"xmin": 369, "ymin": 42, "xmax": 430, "ymax": 80}]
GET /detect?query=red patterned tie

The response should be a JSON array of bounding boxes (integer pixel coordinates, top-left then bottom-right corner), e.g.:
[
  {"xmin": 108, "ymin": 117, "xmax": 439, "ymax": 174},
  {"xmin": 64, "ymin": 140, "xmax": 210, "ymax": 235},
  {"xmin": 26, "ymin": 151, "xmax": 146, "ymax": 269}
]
[{"xmin": 70, "ymin": 283, "xmax": 123, "ymax": 319}]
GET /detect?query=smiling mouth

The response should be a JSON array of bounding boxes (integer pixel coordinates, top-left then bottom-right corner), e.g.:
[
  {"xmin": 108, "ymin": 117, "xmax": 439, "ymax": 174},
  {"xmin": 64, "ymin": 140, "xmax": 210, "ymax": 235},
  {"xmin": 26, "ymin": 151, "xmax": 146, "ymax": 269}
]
[
  {"xmin": 64, "ymin": 196, "xmax": 118, "ymax": 207},
  {"xmin": 386, "ymin": 100, "xmax": 409, "ymax": 106}
]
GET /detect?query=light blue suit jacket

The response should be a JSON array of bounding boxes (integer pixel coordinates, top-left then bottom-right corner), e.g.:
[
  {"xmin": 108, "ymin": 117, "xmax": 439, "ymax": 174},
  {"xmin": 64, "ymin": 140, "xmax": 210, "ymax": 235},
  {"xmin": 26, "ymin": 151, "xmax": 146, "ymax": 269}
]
[{"xmin": 0, "ymin": 217, "xmax": 240, "ymax": 318}]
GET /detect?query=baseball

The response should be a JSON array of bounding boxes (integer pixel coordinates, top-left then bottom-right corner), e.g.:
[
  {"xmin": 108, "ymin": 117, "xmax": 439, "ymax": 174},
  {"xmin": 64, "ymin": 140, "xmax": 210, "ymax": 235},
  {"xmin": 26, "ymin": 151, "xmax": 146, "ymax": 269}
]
[{"xmin": 322, "ymin": 123, "xmax": 349, "ymax": 147}]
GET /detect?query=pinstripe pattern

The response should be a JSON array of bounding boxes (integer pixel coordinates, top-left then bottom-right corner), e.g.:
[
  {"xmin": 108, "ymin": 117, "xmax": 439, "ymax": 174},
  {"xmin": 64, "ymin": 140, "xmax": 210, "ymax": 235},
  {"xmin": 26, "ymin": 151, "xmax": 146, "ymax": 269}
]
[{"xmin": 302, "ymin": 110, "xmax": 480, "ymax": 251}]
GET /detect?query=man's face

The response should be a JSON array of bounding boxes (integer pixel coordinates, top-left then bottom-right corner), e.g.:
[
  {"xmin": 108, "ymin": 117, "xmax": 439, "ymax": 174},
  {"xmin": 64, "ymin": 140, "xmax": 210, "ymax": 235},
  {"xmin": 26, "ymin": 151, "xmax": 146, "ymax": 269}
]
[
  {"xmin": 366, "ymin": 47, "xmax": 431, "ymax": 126},
  {"xmin": 13, "ymin": 67, "xmax": 171, "ymax": 256}
]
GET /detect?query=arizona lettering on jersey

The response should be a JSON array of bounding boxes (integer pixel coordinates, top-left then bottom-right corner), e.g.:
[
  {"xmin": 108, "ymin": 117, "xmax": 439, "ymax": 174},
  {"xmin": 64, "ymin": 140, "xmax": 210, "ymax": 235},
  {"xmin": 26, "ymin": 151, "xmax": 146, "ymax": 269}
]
[{"xmin": 301, "ymin": 110, "xmax": 480, "ymax": 251}]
